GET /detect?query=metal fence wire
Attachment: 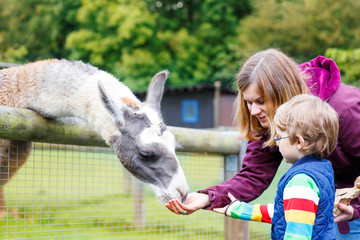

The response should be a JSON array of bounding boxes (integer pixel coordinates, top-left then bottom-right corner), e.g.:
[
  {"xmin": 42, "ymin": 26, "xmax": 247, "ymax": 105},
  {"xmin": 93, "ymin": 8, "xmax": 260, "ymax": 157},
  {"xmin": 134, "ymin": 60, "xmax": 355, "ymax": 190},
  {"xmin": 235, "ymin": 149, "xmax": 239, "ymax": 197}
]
[
  {"xmin": 0, "ymin": 141, "xmax": 229, "ymax": 240},
  {"xmin": 0, "ymin": 135, "xmax": 277, "ymax": 239}
]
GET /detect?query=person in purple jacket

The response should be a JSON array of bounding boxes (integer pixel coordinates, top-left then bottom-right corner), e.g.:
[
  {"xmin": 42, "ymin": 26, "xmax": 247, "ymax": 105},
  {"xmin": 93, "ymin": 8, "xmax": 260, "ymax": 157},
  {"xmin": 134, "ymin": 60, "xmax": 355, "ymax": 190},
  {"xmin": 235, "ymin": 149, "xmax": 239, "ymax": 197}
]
[{"xmin": 165, "ymin": 48, "xmax": 360, "ymax": 239}]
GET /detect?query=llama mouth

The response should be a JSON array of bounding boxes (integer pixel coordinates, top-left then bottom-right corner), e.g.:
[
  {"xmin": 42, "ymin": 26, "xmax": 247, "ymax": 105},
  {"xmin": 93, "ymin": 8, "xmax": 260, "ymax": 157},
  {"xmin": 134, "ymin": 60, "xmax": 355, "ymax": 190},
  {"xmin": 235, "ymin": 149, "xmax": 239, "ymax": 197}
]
[
  {"xmin": 180, "ymin": 190, "xmax": 188, "ymax": 204},
  {"xmin": 156, "ymin": 188, "xmax": 187, "ymax": 204}
]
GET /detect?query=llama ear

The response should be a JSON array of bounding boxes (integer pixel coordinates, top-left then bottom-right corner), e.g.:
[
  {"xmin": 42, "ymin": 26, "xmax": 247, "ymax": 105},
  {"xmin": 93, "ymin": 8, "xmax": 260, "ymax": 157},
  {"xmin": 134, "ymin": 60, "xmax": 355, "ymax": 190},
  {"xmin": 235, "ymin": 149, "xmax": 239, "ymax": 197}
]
[
  {"xmin": 98, "ymin": 81, "xmax": 126, "ymax": 125},
  {"xmin": 145, "ymin": 70, "xmax": 168, "ymax": 113}
]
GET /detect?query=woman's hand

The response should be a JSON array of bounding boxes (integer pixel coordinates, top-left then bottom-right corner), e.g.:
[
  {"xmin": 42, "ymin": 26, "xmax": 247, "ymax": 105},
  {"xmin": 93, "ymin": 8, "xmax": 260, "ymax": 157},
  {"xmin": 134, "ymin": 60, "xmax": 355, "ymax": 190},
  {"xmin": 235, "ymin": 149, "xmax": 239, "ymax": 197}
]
[
  {"xmin": 213, "ymin": 193, "xmax": 236, "ymax": 214},
  {"xmin": 165, "ymin": 192, "xmax": 210, "ymax": 215},
  {"xmin": 334, "ymin": 203, "xmax": 354, "ymax": 223}
]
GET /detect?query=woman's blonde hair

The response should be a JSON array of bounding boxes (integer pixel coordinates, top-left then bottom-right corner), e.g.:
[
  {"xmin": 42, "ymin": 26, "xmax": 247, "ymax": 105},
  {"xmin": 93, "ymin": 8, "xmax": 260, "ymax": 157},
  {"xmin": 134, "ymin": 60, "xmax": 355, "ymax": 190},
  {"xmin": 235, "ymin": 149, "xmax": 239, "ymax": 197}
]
[
  {"xmin": 235, "ymin": 48, "xmax": 309, "ymax": 146},
  {"xmin": 273, "ymin": 94, "xmax": 339, "ymax": 159}
]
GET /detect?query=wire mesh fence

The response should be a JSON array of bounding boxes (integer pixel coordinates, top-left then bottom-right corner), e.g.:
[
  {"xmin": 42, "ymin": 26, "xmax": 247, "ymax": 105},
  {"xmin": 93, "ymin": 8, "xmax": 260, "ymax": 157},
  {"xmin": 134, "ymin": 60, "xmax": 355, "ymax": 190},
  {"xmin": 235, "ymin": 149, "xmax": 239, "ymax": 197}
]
[
  {"xmin": 0, "ymin": 142, "xmax": 228, "ymax": 239},
  {"xmin": 0, "ymin": 123, "xmax": 280, "ymax": 239}
]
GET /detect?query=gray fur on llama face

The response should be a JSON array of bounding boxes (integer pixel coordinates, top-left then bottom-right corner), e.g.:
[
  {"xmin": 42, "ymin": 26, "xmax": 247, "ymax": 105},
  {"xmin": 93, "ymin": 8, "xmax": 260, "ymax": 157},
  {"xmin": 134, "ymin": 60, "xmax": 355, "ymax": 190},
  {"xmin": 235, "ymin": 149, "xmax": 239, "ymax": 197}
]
[{"xmin": 0, "ymin": 59, "xmax": 188, "ymax": 205}]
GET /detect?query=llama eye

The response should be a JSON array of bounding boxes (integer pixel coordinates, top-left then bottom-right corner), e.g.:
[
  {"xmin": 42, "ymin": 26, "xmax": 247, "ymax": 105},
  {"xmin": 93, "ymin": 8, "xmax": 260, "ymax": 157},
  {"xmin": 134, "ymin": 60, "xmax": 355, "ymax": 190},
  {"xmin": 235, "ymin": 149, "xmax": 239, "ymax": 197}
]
[{"xmin": 139, "ymin": 151, "xmax": 156, "ymax": 160}]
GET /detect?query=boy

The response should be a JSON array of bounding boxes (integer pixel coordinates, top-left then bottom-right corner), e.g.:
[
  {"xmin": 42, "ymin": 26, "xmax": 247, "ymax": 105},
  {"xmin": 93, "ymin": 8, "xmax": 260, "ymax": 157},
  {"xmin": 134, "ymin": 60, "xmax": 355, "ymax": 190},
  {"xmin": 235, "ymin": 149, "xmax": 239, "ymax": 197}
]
[{"xmin": 213, "ymin": 94, "xmax": 339, "ymax": 240}]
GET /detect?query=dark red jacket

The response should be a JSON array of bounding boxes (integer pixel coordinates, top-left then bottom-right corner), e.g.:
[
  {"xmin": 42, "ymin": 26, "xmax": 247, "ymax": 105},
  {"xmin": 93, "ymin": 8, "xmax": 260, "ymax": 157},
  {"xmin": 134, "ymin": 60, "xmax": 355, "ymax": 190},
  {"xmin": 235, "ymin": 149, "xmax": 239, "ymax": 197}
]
[{"xmin": 198, "ymin": 56, "xmax": 360, "ymax": 221}]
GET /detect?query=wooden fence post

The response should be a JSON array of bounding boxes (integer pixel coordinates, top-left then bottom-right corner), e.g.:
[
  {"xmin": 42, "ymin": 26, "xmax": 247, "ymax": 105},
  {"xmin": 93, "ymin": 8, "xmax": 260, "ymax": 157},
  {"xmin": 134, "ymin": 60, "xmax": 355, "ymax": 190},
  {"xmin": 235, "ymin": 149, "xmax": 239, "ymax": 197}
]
[
  {"xmin": 123, "ymin": 170, "xmax": 133, "ymax": 194},
  {"xmin": 133, "ymin": 179, "xmax": 145, "ymax": 229},
  {"xmin": 224, "ymin": 140, "xmax": 249, "ymax": 240}
]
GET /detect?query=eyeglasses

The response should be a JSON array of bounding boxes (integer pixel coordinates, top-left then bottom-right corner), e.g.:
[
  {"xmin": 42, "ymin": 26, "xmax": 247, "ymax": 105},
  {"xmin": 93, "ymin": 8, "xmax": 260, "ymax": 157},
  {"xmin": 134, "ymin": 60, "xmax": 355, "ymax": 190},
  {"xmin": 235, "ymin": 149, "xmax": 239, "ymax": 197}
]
[
  {"xmin": 273, "ymin": 136, "xmax": 290, "ymax": 145},
  {"xmin": 273, "ymin": 136, "xmax": 310, "ymax": 145}
]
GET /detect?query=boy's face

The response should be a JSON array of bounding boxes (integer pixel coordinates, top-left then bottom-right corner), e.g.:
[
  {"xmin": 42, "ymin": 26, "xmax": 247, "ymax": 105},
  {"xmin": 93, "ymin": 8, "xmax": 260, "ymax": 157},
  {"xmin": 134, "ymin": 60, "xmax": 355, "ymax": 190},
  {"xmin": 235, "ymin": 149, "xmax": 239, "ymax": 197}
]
[
  {"xmin": 275, "ymin": 129, "xmax": 301, "ymax": 164},
  {"xmin": 242, "ymin": 84, "xmax": 268, "ymax": 128}
]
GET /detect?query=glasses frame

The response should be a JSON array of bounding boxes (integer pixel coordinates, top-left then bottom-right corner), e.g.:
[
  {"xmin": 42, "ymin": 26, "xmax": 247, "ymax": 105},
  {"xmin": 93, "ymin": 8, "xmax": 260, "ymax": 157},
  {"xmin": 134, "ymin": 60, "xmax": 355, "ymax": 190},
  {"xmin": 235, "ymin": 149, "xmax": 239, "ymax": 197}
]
[
  {"xmin": 273, "ymin": 136, "xmax": 290, "ymax": 145},
  {"xmin": 273, "ymin": 136, "xmax": 310, "ymax": 145}
]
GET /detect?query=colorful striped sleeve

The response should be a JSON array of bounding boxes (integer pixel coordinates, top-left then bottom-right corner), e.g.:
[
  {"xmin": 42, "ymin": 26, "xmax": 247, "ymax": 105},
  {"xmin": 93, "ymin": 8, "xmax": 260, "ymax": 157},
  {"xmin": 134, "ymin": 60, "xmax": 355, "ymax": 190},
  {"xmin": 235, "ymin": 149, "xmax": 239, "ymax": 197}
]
[
  {"xmin": 226, "ymin": 200, "xmax": 273, "ymax": 224},
  {"xmin": 283, "ymin": 173, "xmax": 320, "ymax": 240}
]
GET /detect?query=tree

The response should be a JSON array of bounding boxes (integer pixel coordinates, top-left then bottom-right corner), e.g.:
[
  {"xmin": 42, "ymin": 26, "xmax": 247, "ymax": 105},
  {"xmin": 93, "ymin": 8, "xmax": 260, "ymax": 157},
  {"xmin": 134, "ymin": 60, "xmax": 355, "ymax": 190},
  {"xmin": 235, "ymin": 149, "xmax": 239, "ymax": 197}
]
[
  {"xmin": 0, "ymin": 0, "xmax": 252, "ymax": 90},
  {"xmin": 66, "ymin": 0, "xmax": 252, "ymax": 91},
  {"xmin": 0, "ymin": 0, "xmax": 81, "ymax": 62},
  {"xmin": 145, "ymin": 0, "xmax": 203, "ymax": 32},
  {"xmin": 197, "ymin": 0, "xmax": 251, "ymax": 83},
  {"xmin": 65, "ymin": 0, "xmax": 167, "ymax": 90},
  {"xmin": 325, "ymin": 48, "xmax": 360, "ymax": 87},
  {"xmin": 235, "ymin": 0, "xmax": 360, "ymax": 61},
  {"xmin": 145, "ymin": 0, "xmax": 252, "ymax": 85}
]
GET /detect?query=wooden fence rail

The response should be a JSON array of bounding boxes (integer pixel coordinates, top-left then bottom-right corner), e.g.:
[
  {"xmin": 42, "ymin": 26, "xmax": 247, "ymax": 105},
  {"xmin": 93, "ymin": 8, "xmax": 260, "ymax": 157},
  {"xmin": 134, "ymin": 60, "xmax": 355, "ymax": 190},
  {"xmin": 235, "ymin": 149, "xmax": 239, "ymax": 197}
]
[{"xmin": 0, "ymin": 106, "xmax": 241, "ymax": 155}]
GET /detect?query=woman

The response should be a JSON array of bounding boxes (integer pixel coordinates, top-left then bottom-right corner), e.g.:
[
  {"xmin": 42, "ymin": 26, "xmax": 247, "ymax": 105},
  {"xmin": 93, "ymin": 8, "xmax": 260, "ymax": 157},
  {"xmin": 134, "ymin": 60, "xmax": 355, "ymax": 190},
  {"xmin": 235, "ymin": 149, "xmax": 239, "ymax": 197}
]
[{"xmin": 165, "ymin": 49, "xmax": 360, "ymax": 239}]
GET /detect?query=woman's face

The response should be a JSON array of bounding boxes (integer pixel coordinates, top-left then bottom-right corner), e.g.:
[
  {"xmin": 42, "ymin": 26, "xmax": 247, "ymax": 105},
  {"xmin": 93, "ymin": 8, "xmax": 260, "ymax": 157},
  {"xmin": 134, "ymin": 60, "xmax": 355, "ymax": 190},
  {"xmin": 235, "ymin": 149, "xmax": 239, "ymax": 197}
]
[{"xmin": 242, "ymin": 84, "xmax": 269, "ymax": 128}]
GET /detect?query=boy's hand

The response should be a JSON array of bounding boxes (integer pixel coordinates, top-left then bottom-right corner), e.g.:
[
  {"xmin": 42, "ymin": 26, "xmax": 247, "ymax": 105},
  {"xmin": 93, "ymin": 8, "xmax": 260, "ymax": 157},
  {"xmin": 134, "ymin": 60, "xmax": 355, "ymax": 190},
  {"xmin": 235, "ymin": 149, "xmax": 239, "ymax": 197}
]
[
  {"xmin": 213, "ymin": 193, "xmax": 237, "ymax": 214},
  {"xmin": 212, "ymin": 205, "xmax": 228, "ymax": 214}
]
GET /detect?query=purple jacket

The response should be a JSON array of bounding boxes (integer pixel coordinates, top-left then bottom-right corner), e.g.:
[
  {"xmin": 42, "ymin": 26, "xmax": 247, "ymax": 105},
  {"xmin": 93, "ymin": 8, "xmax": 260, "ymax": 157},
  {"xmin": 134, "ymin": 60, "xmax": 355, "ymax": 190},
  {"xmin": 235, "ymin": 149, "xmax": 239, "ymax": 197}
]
[{"xmin": 198, "ymin": 56, "xmax": 360, "ymax": 221}]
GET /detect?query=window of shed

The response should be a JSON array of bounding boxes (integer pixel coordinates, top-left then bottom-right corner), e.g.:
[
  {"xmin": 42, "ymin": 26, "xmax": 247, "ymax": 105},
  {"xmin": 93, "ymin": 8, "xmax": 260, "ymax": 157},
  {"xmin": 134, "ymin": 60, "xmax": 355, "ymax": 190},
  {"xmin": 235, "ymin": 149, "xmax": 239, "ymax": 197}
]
[{"xmin": 182, "ymin": 100, "xmax": 199, "ymax": 123}]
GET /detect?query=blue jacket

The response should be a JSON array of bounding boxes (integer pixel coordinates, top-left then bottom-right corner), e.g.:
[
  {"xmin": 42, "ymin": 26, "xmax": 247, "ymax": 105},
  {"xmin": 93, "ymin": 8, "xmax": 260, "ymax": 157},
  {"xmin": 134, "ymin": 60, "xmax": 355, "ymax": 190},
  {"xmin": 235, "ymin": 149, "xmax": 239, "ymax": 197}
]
[{"xmin": 271, "ymin": 154, "xmax": 335, "ymax": 239}]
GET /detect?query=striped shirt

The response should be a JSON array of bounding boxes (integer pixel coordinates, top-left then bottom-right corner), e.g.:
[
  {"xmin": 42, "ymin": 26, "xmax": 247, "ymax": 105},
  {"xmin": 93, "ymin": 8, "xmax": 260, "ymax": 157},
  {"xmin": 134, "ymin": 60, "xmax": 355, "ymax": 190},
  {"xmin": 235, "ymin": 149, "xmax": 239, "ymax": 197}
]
[{"xmin": 226, "ymin": 173, "xmax": 319, "ymax": 239}]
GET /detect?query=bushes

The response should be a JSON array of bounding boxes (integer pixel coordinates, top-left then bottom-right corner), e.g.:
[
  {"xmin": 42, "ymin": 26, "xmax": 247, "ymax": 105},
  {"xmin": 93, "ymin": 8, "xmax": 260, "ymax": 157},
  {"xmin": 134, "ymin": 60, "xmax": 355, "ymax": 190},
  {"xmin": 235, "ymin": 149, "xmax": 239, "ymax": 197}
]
[{"xmin": 325, "ymin": 48, "xmax": 360, "ymax": 87}]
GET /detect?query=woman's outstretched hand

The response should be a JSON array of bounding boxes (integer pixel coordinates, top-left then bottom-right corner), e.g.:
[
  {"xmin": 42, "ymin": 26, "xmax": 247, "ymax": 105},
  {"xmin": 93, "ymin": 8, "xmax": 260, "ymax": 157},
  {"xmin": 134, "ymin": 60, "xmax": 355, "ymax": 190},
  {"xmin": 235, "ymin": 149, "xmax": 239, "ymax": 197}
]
[
  {"xmin": 213, "ymin": 193, "xmax": 236, "ymax": 214},
  {"xmin": 165, "ymin": 192, "xmax": 210, "ymax": 215}
]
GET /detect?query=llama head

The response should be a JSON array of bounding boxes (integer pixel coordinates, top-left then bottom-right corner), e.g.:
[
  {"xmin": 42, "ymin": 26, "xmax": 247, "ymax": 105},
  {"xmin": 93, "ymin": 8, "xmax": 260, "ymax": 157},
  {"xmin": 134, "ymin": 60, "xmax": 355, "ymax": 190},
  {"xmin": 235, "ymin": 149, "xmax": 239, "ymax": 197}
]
[{"xmin": 98, "ymin": 71, "xmax": 188, "ymax": 204}]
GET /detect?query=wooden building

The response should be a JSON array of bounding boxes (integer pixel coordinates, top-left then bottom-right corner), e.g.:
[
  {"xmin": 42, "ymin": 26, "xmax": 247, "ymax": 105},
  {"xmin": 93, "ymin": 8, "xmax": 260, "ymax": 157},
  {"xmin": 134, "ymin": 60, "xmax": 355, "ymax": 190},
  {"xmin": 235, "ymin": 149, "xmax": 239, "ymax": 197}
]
[{"xmin": 137, "ymin": 82, "xmax": 237, "ymax": 129}]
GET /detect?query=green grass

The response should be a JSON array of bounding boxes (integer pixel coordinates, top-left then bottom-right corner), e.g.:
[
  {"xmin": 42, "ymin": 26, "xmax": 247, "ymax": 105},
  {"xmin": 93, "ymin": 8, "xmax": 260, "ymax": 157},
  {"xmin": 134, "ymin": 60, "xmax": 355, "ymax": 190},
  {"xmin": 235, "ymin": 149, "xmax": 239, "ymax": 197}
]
[
  {"xmin": 0, "ymin": 147, "xmax": 225, "ymax": 239},
  {"xmin": 0, "ymin": 145, "xmax": 288, "ymax": 240}
]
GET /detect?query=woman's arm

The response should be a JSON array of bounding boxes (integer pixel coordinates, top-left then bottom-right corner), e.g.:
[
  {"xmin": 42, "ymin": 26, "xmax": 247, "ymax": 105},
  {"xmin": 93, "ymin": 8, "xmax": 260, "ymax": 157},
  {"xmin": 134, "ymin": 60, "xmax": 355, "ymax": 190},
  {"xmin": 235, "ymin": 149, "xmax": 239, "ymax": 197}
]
[
  {"xmin": 198, "ymin": 137, "xmax": 283, "ymax": 209},
  {"xmin": 166, "ymin": 136, "xmax": 282, "ymax": 214}
]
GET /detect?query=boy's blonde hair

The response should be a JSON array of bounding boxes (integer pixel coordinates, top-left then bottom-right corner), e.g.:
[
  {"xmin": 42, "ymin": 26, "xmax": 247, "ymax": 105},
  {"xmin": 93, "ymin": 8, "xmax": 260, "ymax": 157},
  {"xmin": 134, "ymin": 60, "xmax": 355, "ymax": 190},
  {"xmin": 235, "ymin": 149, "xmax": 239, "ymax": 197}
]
[
  {"xmin": 235, "ymin": 49, "xmax": 309, "ymax": 146},
  {"xmin": 273, "ymin": 94, "xmax": 339, "ymax": 159}
]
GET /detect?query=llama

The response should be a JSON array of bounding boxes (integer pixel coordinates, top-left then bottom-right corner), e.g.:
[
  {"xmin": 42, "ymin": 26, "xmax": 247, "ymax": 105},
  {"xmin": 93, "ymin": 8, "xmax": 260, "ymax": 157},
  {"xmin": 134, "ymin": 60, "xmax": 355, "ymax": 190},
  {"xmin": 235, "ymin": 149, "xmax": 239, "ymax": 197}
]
[{"xmin": 0, "ymin": 59, "xmax": 189, "ymax": 216}]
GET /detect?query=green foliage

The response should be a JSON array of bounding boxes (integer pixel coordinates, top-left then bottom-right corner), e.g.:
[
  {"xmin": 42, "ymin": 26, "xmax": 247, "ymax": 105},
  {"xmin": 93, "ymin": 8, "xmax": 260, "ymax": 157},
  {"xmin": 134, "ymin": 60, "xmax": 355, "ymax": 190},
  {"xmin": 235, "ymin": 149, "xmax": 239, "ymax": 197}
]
[
  {"xmin": 236, "ymin": 0, "xmax": 360, "ymax": 61},
  {"xmin": 145, "ymin": 0, "xmax": 203, "ymax": 32},
  {"xmin": 64, "ymin": 0, "xmax": 251, "ymax": 91},
  {"xmin": 196, "ymin": 0, "xmax": 251, "ymax": 84},
  {"xmin": 325, "ymin": 48, "xmax": 360, "ymax": 87},
  {"xmin": 0, "ymin": 0, "xmax": 81, "ymax": 62},
  {"xmin": 65, "ymin": 0, "xmax": 162, "ymax": 90},
  {"xmin": 0, "ymin": 0, "xmax": 251, "ymax": 91},
  {"xmin": 9, "ymin": 0, "xmax": 360, "ymax": 91}
]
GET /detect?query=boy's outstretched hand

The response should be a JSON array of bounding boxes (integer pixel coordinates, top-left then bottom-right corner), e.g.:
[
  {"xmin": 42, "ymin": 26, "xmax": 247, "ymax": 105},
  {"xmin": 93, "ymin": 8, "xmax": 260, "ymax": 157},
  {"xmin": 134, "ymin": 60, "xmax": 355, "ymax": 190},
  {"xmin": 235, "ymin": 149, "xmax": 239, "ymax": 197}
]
[{"xmin": 213, "ymin": 193, "xmax": 237, "ymax": 214}]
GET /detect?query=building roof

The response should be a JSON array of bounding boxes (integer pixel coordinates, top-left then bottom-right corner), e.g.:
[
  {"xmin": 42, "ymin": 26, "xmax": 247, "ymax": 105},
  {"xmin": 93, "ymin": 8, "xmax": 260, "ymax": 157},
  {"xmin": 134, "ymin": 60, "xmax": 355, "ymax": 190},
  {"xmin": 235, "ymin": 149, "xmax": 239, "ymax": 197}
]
[{"xmin": 136, "ymin": 84, "xmax": 236, "ymax": 97}]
